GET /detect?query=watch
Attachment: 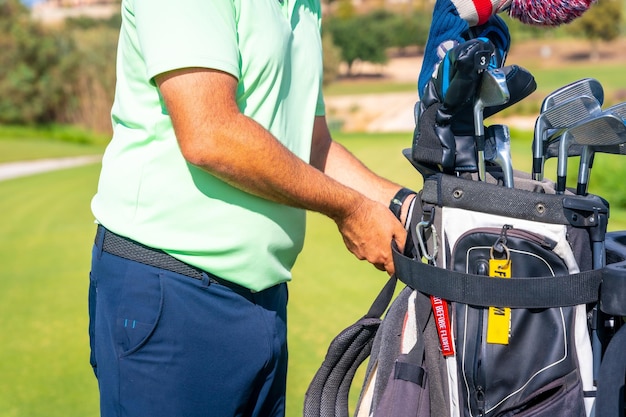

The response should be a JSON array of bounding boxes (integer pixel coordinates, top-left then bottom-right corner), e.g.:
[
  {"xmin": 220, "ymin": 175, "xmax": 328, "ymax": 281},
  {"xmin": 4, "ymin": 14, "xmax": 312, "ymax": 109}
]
[{"xmin": 389, "ymin": 187, "xmax": 416, "ymax": 220}]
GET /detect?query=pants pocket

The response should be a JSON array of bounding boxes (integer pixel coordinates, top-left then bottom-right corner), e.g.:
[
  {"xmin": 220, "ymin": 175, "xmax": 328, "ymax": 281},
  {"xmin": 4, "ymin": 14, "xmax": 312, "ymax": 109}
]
[{"xmin": 113, "ymin": 265, "xmax": 164, "ymax": 356}]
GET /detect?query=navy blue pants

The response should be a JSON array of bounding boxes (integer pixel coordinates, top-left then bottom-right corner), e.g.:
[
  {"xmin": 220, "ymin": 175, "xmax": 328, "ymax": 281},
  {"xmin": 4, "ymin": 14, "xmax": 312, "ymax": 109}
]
[{"xmin": 89, "ymin": 228, "xmax": 288, "ymax": 417}]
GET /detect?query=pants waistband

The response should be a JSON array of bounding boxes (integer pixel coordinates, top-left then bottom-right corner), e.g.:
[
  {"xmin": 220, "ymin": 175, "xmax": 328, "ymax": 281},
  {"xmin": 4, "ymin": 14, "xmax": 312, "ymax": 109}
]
[{"xmin": 95, "ymin": 225, "xmax": 256, "ymax": 300}]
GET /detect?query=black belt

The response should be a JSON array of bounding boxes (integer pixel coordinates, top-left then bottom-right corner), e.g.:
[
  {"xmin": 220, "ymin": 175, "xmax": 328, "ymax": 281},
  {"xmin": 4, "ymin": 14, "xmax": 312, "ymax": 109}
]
[{"xmin": 96, "ymin": 225, "xmax": 256, "ymax": 299}]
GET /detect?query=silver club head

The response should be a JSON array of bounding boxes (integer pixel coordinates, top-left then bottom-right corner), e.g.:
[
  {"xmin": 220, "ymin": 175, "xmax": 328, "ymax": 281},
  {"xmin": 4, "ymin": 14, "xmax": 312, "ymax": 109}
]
[
  {"xmin": 477, "ymin": 68, "xmax": 510, "ymax": 109},
  {"xmin": 604, "ymin": 101, "xmax": 626, "ymax": 121},
  {"xmin": 532, "ymin": 95, "xmax": 602, "ymax": 181},
  {"xmin": 473, "ymin": 68, "xmax": 510, "ymax": 182},
  {"xmin": 556, "ymin": 113, "xmax": 626, "ymax": 193},
  {"xmin": 541, "ymin": 78, "xmax": 604, "ymax": 112},
  {"xmin": 568, "ymin": 102, "xmax": 626, "ymax": 195},
  {"xmin": 485, "ymin": 124, "xmax": 513, "ymax": 188}
]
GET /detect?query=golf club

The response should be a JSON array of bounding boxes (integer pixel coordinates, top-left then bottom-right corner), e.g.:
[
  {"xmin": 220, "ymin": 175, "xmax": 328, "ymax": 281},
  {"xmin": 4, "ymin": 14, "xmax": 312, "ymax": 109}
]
[
  {"xmin": 484, "ymin": 124, "xmax": 514, "ymax": 188},
  {"xmin": 532, "ymin": 78, "xmax": 604, "ymax": 180},
  {"xmin": 576, "ymin": 102, "xmax": 626, "ymax": 195},
  {"xmin": 556, "ymin": 113, "xmax": 626, "ymax": 194},
  {"xmin": 532, "ymin": 95, "xmax": 603, "ymax": 181},
  {"xmin": 541, "ymin": 78, "xmax": 604, "ymax": 111},
  {"xmin": 473, "ymin": 67, "xmax": 510, "ymax": 182},
  {"xmin": 604, "ymin": 101, "xmax": 626, "ymax": 120}
]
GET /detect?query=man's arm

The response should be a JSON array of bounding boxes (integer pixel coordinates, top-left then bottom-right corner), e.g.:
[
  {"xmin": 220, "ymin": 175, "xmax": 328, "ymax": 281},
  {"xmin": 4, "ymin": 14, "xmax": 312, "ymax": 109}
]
[
  {"xmin": 310, "ymin": 115, "xmax": 416, "ymax": 226},
  {"xmin": 156, "ymin": 68, "xmax": 408, "ymax": 274},
  {"xmin": 309, "ymin": 115, "xmax": 417, "ymax": 269}
]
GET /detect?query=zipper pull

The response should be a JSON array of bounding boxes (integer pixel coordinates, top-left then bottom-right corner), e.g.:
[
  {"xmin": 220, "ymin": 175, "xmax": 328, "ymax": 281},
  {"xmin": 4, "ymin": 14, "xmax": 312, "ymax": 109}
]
[
  {"xmin": 492, "ymin": 224, "xmax": 512, "ymax": 255},
  {"xmin": 476, "ymin": 385, "xmax": 486, "ymax": 416}
]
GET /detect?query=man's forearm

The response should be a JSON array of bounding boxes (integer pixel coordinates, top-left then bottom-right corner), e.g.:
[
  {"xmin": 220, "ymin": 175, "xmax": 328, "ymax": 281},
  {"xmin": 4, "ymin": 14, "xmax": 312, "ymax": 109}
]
[
  {"xmin": 321, "ymin": 140, "xmax": 401, "ymax": 206},
  {"xmin": 310, "ymin": 116, "xmax": 415, "ymax": 224}
]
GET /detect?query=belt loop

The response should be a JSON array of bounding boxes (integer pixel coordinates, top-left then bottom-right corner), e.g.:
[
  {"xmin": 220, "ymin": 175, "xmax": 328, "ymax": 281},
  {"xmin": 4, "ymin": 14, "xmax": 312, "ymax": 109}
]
[
  {"xmin": 94, "ymin": 224, "xmax": 105, "ymax": 258},
  {"xmin": 200, "ymin": 272, "xmax": 212, "ymax": 288}
]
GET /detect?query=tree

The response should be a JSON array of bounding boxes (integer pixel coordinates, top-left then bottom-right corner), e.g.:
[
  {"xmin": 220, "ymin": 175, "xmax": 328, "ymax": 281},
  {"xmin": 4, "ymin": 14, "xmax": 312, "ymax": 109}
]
[
  {"xmin": 325, "ymin": 11, "xmax": 395, "ymax": 76},
  {"xmin": 0, "ymin": 0, "xmax": 78, "ymax": 125},
  {"xmin": 387, "ymin": 10, "xmax": 430, "ymax": 55}
]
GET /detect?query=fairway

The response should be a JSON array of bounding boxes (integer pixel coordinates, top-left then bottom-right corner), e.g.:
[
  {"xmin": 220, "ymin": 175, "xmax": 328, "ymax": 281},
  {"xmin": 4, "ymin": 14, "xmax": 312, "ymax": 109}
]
[{"xmin": 0, "ymin": 164, "xmax": 101, "ymax": 416}]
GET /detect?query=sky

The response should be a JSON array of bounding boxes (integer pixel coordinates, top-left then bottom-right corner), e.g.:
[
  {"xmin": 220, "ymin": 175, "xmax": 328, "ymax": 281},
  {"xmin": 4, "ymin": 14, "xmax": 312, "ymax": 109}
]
[{"xmin": 21, "ymin": 0, "xmax": 44, "ymax": 6}]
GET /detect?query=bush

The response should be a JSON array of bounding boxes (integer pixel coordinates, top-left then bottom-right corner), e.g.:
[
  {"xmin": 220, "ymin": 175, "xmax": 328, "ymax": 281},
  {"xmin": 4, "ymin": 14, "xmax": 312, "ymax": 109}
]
[
  {"xmin": 0, "ymin": 2, "xmax": 118, "ymax": 133},
  {"xmin": 0, "ymin": 0, "xmax": 77, "ymax": 125},
  {"xmin": 59, "ymin": 24, "xmax": 118, "ymax": 134}
]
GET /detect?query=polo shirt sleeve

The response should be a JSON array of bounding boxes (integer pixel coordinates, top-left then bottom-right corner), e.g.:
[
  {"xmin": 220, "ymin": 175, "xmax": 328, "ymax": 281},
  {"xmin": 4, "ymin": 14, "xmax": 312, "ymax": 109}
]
[
  {"xmin": 315, "ymin": 88, "xmax": 325, "ymax": 116},
  {"xmin": 134, "ymin": 0, "xmax": 240, "ymax": 81}
]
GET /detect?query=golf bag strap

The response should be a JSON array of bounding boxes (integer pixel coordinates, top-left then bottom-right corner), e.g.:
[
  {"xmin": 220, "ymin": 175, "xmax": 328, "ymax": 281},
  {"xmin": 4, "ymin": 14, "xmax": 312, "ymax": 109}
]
[
  {"xmin": 303, "ymin": 276, "xmax": 398, "ymax": 417},
  {"xmin": 392, "ymin": 243, "xmax": 602, "ymax": 308}
]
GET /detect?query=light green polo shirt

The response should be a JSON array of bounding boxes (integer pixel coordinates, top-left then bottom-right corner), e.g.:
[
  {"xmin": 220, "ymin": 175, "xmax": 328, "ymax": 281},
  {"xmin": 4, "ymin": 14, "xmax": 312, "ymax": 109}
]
[{"xmin": 91, "ymin": 0, "xmax": 326, "ymax": 291}]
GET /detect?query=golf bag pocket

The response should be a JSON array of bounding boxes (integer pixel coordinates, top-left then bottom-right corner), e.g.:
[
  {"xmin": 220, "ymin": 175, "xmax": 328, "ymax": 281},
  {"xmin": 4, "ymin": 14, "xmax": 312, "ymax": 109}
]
[
  {"xmin": 450, "ymin": 225, "xmax": 585, "ymax": 417},
  {"xmin": 373, "ymin": 348, "xmax": 430, "ymax": 417},
  {"xmin": 495, "ymin": 369, "xmax": 586, "ymax": 417}
]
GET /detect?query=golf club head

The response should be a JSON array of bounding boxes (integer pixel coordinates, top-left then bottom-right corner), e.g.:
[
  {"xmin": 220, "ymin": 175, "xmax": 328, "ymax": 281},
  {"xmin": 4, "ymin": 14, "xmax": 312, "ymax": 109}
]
[
  {"xmin": 576, "ymin": 112, "xmax": 626, "ymax": 195},
  {"xmin": 535, "ymin": 77, "xmax": 604, "ymax": 181},
  {"xmin": 478, "ymin": 68, "xmax": 510, "ymax": 108},
  {"xmin": 473, "ymin": 68, "xmax": 511, "ymax": 136},
  {"xmin": 542, "ymin": 95, "xmax": 604, "ymax": 145},
  {"xmin": 485, "ymin": 124, "xmax": 513, "ymax": 188},
  {"xmin": 541, "ymin": 78, "xmax": 604, "ymax": 112},
  {"xmin": 483, "ymin": 65, "xmax": 537, "ymax": 119},
  {"xmin": 556, "ymin": 113, "xmax": 626, "ymax": 193},
  {"xmin": 544, "ymin": 103, "xmax": 626, "ymax": 158},
  {"xmin": 532, "ymin": 95, "xmax": 602, "ymax": 180},
  {"xmin": 440, "ymin": 38, "xmax": 494, "ymax": 112},
  {"xmin": 473, "ymin": 68, "xmax": 510, "ymax": 181},
  {"xmin": 604, "ymin": 101, "xmax": 626, "ymax": 121}
]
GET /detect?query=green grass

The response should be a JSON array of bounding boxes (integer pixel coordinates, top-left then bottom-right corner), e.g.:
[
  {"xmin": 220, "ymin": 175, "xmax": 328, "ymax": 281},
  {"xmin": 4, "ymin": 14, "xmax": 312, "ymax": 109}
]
[
  {"xmin": 531, "ymin": 63, "xmax": 626, "ymax": 97},
  {"xmin": 0, "ymin": 125, "xmax": 107, "ymax": 163},
  {"xmin": 0, "ymin": 164, "xmax": 101, "ymax": 417},
  {"xmin": 1, "ymin": 131, "xmax": 626, "ymax": 417},
  {"xmin": 0, "ymin": 138, "xmax": 105, "ymax": 163}
]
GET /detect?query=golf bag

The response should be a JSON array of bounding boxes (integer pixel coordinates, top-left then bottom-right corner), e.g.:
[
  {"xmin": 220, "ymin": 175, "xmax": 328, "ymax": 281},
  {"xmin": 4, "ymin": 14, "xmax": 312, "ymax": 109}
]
[
  {"xmin": 304, "ymin": 168, "xmax": 626, "ymax": 417},
  {"xmin": 387, "ymin": 172, "xmax": 602, "ymax": 417}
]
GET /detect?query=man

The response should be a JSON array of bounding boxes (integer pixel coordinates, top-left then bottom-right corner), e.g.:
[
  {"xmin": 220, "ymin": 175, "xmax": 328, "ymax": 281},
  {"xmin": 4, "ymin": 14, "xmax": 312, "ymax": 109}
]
[{"xmin": 88, "ymin": 1, "xmax": 415, "ymax": 416}]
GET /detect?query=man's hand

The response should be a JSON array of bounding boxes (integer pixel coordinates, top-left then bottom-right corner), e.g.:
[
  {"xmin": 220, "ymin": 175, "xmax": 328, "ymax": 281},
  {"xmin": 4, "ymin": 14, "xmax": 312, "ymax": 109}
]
[{"xmin": 333, "ymin": 197, "xmax": 407, "ymax": 275}]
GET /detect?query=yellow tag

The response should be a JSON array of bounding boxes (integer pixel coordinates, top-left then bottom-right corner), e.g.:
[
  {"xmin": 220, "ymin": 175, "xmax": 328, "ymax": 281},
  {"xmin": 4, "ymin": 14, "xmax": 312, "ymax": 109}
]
[{"xmin": 487, "ymin": 258, "xmax": 511, "ymax": 345}]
